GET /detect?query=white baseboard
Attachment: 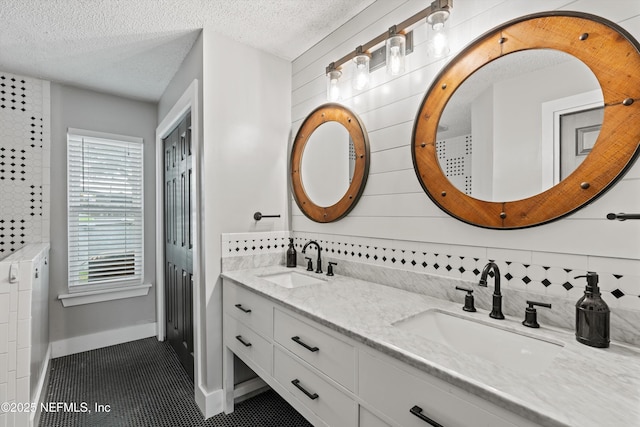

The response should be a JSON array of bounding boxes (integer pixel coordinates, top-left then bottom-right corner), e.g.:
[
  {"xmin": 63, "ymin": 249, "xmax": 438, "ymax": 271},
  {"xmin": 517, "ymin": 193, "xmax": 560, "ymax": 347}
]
[
  {"xmin": 196, "ymin": 385, "xmax": 225, "ymax": 419},
  {"xmin": 51, "ymin": 322, "xmax": 157, "ymax": 358},
  {"xmin": 30, "ymin": 343, "xmax": 52, "ymax": 427}
]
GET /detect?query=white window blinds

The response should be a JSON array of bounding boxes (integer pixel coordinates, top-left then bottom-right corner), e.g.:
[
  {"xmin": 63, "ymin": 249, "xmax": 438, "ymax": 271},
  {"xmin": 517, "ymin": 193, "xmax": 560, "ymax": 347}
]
[{"xmin": 67, "ymin": 129, "xmax": 144, "ymax": 288}]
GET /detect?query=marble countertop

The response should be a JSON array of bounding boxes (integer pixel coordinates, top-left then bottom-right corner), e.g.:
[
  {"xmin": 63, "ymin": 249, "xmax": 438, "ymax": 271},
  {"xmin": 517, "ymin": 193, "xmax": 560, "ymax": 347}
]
[{"xmin": 222, "ymin": 265, "xmax": 640, "ymax": 427}]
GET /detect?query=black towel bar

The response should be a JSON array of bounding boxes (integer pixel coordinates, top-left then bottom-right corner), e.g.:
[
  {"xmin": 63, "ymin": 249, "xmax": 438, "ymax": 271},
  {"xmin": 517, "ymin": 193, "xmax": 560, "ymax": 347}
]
[
  {"xmin": 606, "ymin": 213, "xmax": 640, "ymax": 221},
  {"xmin": 253, "ymin": 212, "xmax": 281, "ymax": 221}
]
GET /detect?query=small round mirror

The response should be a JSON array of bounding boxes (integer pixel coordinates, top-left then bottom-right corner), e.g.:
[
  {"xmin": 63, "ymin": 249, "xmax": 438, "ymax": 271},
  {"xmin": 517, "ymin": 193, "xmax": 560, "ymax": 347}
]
[{"xmin": 291, "ymin": 103, "xmax": 370, "ymax": 223}]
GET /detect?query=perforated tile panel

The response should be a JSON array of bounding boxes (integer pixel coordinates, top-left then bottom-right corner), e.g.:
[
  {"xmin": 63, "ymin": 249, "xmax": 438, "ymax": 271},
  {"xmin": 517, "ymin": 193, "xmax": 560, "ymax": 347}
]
[
  {"xmin": 0, "ymin": 71, "xmax": 50, "ymax": 259},
  {"xmin": 40, "ymin": 337, "xmax": 312, "ymax": 427},
  {"xmin": 436, "ymin": 134, "xmax": 472, "ymax": 195}
]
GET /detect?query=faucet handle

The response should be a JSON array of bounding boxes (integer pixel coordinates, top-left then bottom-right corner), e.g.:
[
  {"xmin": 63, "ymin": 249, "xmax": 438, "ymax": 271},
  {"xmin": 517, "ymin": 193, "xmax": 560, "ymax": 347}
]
[
  {"xmin": 522, "ymin": 300, "xmax": 552, "ymax": 328},
  {"xmin": 327, "ymin": 262, "xmax": 337, "ymax": 277},
  {"xmin": 455, "ymin": 286, "xmax": 476, "ymax": 312},
  {"xmin": 305, "ymin": 257, "xmax": 313, "ymax": 271}
]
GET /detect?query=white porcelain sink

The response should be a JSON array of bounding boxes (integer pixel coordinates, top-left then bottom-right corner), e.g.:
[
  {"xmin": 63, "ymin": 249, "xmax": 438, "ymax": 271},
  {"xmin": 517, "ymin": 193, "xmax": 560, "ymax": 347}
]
[
  {"xmin": 393, "ymin": 309, "xmax": 564, "ymax": 374},
  {"xmin": 259, "ymin": 271, "xmax": 326, "ymax": 288}
]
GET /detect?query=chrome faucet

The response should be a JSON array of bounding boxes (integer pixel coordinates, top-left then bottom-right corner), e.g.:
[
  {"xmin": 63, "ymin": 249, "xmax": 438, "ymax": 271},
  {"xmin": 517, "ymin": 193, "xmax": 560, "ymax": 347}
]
[
  {"xmin": 478, "ymin": 262, "xmax": 505, "ymax": 319},
  {"xmin": 302, "ymin": 240, "xmax": 322, "ymax": 274}
]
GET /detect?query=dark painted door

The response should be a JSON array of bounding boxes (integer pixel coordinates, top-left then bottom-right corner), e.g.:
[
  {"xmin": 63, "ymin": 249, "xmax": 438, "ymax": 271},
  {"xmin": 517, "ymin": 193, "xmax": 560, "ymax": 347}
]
[{"xmin": 163, "ymin": 113, "xmax": 194, "ymax": 380}]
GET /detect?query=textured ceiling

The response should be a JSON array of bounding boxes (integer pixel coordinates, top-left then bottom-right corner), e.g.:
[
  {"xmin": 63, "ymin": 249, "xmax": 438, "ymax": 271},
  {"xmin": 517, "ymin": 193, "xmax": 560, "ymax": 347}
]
[{"xmin": 0, "ymin": 0, "xmax": 377, "ymax": 101}]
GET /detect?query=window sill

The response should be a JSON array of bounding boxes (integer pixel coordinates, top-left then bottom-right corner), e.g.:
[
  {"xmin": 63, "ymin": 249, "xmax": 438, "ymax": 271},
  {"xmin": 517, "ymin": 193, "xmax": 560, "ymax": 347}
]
[{"xmin": 58, "ymin": 283, "xmax": 152, "ymax": 307}]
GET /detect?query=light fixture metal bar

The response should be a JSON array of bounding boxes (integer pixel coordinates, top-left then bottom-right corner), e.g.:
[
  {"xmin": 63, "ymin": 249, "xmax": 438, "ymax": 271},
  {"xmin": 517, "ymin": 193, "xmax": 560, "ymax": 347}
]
[{"xmin": 328, "ymin": 0, "xmax": 452, "ymax": 71}]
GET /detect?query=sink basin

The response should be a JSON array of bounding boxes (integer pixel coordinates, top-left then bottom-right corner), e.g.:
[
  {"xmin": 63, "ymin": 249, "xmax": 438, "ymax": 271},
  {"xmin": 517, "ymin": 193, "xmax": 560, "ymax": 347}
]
[
  {"xmin": 393, "ymin": 309, "xmax": 563, "ymax": 374},
  {"xmin": 259, "ymin": 271, "xmax": 326, "ymax": 288}
]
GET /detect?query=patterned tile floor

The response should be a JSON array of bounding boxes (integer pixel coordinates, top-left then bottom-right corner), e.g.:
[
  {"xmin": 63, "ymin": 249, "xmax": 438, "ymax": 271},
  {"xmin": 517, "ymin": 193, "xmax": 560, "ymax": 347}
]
[{"xmin": 39, "ymin": 337, "xmax": 312, "ymax": 427}]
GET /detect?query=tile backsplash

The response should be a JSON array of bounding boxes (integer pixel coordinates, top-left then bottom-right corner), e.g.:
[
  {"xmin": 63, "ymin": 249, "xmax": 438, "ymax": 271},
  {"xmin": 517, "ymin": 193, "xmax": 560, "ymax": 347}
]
[
  {"xmin": 291, "ymin": 231, "xmax": 640, "ymax": 312},
  {"xmin": 222, "ymin": 230, "xmax": 640, "ymax": 346},
  {"xmin": 222, "ymin": 230, "xmax": 639, "ymax": 312}
]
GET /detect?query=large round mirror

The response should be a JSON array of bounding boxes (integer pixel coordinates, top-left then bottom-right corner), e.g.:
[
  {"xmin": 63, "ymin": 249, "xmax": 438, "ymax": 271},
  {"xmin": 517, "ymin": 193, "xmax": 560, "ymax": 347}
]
[
  {"xmin": 291, "ymin": 103, "xmax": 370, "ymax": 222},
  {"xmin": 413, "ymin": 12, "xmax": 640, "ymax": 228},
  {"xmin": 436, "ymin": 49, "xmax": 603, "ymax": 201}
]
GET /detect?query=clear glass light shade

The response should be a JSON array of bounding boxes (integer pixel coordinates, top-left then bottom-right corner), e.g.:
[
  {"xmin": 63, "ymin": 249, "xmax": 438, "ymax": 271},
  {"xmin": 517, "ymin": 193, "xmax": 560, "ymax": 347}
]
[
  {"xmin": 352, "ymin": 54, "xmax": 370, "ymax": 91},
  {"xmin": 386, "ymin": 34, "xmax": 406, "ymax": 76},
  {"xmin": 326, "ymin": 69, "xmax": 342, "ymax": 101},
  {"xmin": 427, "ymin": 10, "xmax": 450, "ymax": 58}
]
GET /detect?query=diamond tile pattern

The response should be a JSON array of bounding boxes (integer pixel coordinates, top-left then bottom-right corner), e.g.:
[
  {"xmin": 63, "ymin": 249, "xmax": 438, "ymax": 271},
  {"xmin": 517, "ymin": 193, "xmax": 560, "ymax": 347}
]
[{"xmin": 221, "ymin": 231, "xmax": 639, "ymax": 311}]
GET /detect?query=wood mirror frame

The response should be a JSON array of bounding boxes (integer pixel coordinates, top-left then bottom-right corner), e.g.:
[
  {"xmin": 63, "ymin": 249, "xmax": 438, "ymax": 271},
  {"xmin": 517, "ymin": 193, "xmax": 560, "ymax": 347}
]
[
  {"xmin": 412, "ymin": 11, "xmax": 640, "ymax": 229},
  {"xmin": 291, "ymin": 103, "xmax": 370, "ymax": 223}
]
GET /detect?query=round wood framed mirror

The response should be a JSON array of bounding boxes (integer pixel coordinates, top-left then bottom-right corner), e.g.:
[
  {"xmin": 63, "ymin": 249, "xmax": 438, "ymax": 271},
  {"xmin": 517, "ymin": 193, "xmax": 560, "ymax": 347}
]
[
  {"xmin": 412, "ymin": 11, "xmax": 640, "ymax": 229},
  {"xmin": 291, "ymin": 103, "xmax": 370, "ymax": 223}
]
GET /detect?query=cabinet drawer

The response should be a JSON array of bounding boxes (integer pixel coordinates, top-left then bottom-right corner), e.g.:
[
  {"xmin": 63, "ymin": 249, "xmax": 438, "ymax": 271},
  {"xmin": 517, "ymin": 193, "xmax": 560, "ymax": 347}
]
[
  {"xmin": 224, "ymin": 313, "xmax": 272, "ymax": 375},
  {"xmin": 223, "ymin": 280, "xmax": 273, "ymax": 338},
  {"xmin": 359, "ymin": 351, "xmax": 515, "ymax": 427},
  {"xmin": 360, "ymin": 407, "xmax": 391, "ymax": 427},
  {"xmin": 274, "ymin": 309, "xmax": 355, "ymax": 391},
  {"xmin": 274, "ymin": 346, "xmax": 357, "ymax": 427}
]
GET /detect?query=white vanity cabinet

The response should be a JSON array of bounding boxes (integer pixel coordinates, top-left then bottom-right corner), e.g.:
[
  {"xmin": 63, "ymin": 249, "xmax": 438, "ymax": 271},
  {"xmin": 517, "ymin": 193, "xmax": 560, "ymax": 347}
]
[
  {"xmin": 274, "ymin": 346, "xmax": 357, "ymax": 427},
  {"xmin": 360, "ymin": 407, "xmax": 392, "ymax": 427},
  {"xmin": 223, "ymin": 280, "xmax": 274, "ymax": 375},
  {"xmin": 223, "ymin": 279, "xmax": 358, "ymax": 427},
  {"xmin": 222, "ymin": 278, "xmax": 537, "ymax": 427},
  {"xmin": 359, "ymin": 350, "xmax": 526, "ymax": 427},
  {"xmin": 274, "ymin": 309, "xmax": 356, "ymax": 392}
]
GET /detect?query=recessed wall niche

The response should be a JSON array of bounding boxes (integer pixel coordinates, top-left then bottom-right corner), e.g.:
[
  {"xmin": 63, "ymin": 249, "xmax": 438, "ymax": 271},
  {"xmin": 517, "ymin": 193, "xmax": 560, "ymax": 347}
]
[{"xmin": 0, "ymin": 72, "xmax": 50, "ymax": 259}]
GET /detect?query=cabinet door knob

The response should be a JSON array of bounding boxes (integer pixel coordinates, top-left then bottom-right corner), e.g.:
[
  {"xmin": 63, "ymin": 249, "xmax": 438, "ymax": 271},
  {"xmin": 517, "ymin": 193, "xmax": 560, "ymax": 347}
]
[{"xmin": 410, "ymin": 405, "xmax": 444, "ymax": 427}]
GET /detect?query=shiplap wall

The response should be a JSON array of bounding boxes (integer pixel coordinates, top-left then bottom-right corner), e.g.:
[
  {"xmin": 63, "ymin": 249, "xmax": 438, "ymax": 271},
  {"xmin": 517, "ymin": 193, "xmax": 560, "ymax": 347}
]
[{"xmin": 290, "ymin": 0, "xmax": 640, "ymax": 264}]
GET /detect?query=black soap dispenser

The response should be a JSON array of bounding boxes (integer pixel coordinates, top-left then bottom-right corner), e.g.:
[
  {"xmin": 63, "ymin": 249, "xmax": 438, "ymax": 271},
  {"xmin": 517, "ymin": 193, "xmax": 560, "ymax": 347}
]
[
  {"xmin": 286, "ymin": 238, "xmax": 297, "ymax": 268},
  {"xmin": 575, "ymin": 272, "xmax": 610, "ymax": 348}
]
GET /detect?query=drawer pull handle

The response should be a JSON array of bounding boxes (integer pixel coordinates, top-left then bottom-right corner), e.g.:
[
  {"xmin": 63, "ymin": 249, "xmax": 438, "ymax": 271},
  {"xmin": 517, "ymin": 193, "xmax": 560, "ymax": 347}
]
[
  {"xmin": 291, "ymin": 336, "xmax": 319, "ymax": 352},
  {"xmin": 235, "ymin": 335, "xmax": 252, "ymax": 347},
  {"xmin": 235, "ymin": 304, "xmax": 252, "ymax": 313},
  {"xmin": 291, "ymin": 379, "xmax": 319, "ymax": 400},
  {"xmin": 410, "ymin": 406, "xmax": 444, "ymax": 427}
]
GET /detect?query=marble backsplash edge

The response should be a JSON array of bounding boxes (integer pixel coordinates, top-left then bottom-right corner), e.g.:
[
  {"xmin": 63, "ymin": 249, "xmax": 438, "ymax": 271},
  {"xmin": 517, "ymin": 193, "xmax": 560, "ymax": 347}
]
[
  {"xmin": 222, "ymin": 252, "xmax": 285, "ymax": 272},
  {"xmin": 321, "ymin": 256, "xmax": 640, "ymax": 348}
]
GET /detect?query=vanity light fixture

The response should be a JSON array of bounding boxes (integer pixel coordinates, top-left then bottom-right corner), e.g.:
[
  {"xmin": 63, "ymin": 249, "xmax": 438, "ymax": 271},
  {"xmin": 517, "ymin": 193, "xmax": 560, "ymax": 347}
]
[
  {"xmin": 426, "ymin": 5, "xmax": 451, "ymax": 57},
  {"xmin": 352, "ymin": 46, "xmax": 371, "ymax": 90},
  {"xmin": 326, "ymin": 62, "xmax": 342, "ymax": 101},
  {"xmin": 324, "ymin": 0, "xmax": 452, "ymax": 88},
  {"xmin": 386, "ymin": 26, "xmax": 406, "ymax": 76}
]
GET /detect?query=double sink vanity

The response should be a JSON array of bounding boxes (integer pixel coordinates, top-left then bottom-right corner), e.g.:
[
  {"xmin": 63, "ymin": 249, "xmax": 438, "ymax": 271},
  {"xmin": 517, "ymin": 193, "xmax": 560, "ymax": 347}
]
[
  {"xmin": 221, "ymin": 10, "xmax": 640, "ymax": 426},
  {"xmin": 222, "ymin": 263, "xmax": 640, "ymax": 427}
]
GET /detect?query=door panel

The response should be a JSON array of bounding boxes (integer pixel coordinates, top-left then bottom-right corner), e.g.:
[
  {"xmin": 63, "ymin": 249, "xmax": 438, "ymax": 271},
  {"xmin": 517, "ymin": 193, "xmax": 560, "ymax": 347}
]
[{"xmin": 163, "ymin": 113, "xmax": 194, "ymax": 380}]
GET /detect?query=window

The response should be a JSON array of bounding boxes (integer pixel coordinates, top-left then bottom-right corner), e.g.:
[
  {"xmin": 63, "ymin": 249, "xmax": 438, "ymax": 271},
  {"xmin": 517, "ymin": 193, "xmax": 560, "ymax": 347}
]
[{"xmin": 67, "ymin": 128, "xmax": 143, "ymax": 289}]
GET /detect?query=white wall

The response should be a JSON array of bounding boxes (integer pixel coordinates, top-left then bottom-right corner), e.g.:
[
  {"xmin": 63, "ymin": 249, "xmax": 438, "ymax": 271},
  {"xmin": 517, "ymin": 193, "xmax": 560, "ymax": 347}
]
[
  {"xmin": 49, "ymin": 84, "xmax": 158, "ymax": 343},
  {"xmin": 291, "ymin": 0, "xmax": 640, "ymax": 259},
  {"xmin": 158, "ymin": 32, "xmax": 203, "ymax": 123},
  {"xmin": 200, "ymin": 28, "xmax": 291, "ymax": 399},
  {"xmin": 290, "ymin": 1, "xmax": 640, "ymax": 312}
]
